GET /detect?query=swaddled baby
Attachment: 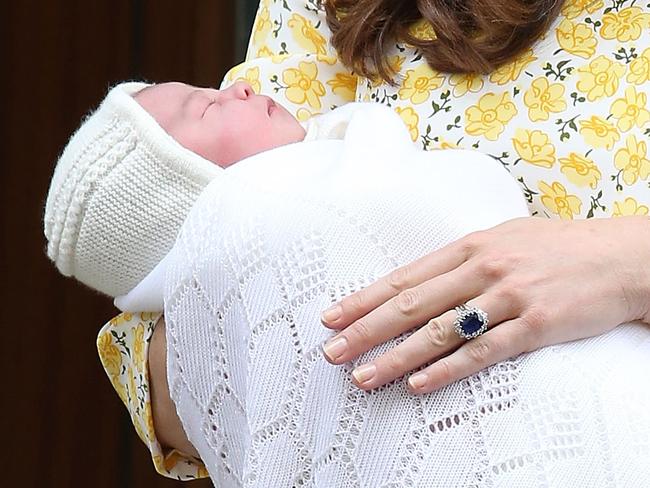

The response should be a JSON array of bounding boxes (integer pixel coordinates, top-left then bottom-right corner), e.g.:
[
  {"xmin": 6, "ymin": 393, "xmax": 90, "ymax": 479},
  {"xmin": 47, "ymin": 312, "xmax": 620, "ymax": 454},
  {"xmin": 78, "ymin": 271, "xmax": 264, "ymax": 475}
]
[
  {"xmin": 45, "ymin": 78, "xmax": 369, "ymax": 478},
  {"xmin": 50, "ymin": 79, "xmax": 644, "ymax": 486},
  {"xmin": 46, "ymin": 80, "xmax": 650, "ymax": 486}
]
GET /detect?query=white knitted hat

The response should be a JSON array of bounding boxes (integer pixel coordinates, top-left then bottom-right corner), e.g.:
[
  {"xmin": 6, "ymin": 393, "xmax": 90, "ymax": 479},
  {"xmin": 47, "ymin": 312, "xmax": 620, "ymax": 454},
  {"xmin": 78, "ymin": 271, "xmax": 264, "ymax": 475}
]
[{"xmin": 44, "ymin": 82, "xmax": 223, "ymax": 298}]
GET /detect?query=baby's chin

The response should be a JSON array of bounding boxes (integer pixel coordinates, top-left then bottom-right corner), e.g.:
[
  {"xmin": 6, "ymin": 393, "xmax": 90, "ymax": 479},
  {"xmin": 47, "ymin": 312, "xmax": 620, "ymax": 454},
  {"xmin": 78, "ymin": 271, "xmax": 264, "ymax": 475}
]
[
  {"xmin": 271, "ymin": 104, "xmax": 307, "ymax": 145},
  {"xmin": 272, "ymin": 100, "xmax": 298, "ymax": 122}
]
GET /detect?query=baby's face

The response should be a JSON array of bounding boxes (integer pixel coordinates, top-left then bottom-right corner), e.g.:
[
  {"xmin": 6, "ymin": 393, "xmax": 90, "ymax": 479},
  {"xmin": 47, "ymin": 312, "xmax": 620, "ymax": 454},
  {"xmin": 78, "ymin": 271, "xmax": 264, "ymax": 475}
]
[{"xmin": 135, "ymin": 81, "xmax": 306, "ymax": 167}]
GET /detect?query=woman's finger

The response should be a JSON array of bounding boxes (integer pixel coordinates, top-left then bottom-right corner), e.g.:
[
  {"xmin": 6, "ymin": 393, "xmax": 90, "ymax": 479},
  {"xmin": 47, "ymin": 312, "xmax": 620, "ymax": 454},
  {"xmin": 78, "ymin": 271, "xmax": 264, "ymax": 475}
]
[
  {"xmin": 322, "ymin": 259, "xmax": 488, "ymax": 365},
  {"xmin": 320, "ymin": 236, "xmax": 475, "ymax": 329},
  {"xmin": 350, "ymin": 294, "xmax": 517, "ymax": 390},
  {"xmin": 406, "ymin": 318, "xmax": 533, "ymax": 394}
]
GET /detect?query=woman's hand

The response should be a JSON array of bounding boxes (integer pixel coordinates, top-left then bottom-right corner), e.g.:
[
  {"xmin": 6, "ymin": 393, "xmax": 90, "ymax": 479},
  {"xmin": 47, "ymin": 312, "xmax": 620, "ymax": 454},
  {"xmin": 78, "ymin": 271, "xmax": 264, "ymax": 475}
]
[{"xmin": 320, "ymin": 216, "xmax": 650, "ymax": 394}]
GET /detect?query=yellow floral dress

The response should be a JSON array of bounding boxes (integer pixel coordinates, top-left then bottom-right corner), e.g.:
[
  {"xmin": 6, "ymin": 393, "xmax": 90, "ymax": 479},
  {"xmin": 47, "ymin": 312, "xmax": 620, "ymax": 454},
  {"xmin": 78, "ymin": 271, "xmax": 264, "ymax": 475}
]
[{"xmin": 223, "ymin": 0, "xmax": 650, "ymax": 220}]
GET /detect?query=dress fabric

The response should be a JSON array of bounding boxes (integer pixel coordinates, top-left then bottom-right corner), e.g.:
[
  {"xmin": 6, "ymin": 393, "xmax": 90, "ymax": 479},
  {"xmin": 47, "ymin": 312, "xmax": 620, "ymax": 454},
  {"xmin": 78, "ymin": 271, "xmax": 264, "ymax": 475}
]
[{"xmin": 222, "ymin": 0, "xmax": 650, "ymax": 221}]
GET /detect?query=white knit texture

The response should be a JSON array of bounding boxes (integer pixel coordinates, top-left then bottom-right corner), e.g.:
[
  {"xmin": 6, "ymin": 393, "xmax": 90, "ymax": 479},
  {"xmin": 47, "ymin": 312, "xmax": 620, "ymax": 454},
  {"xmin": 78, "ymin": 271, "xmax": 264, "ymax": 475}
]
[
  {"xmin": 44, "ymin": 82, "xmax": 222, "ymax": 297},
  {"xmin": 162, "ymin": 107, "xmax": 650, "ymax": 487}
]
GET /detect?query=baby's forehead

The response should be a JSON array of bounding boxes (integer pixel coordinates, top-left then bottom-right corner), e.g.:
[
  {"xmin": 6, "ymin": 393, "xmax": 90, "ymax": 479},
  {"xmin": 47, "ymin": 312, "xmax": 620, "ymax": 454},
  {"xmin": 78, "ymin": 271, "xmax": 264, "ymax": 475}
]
[
  {"xmin": 134, "ymin": 82, "xmax": 195, "ymax": 125},
  {"xmin": 135, "ymin": 82, "xmax": 192, "ymax": 106}
]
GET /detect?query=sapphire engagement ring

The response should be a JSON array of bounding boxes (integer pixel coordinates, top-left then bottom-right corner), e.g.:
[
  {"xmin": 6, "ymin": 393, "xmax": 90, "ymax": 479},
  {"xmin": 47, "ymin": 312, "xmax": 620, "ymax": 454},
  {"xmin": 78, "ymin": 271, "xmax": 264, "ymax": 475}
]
[{"xmin": 453, "ymin": 304, "xmax": 489, "ymax": 340}]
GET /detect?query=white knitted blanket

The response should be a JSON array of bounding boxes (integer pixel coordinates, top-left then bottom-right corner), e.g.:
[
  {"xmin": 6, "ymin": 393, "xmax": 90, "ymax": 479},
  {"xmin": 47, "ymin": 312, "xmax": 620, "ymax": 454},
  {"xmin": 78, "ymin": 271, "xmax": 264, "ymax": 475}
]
[{"xmin": 163, "ymin": 106, "xmax": 650, "ymax": 487}]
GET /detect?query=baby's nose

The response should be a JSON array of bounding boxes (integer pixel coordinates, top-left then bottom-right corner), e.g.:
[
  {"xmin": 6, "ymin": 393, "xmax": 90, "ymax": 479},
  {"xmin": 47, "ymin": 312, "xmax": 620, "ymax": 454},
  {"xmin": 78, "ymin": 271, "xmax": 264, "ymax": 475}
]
[{"xmin": 226, "ymin": 81, "xmax": 254, "ymax": 100}]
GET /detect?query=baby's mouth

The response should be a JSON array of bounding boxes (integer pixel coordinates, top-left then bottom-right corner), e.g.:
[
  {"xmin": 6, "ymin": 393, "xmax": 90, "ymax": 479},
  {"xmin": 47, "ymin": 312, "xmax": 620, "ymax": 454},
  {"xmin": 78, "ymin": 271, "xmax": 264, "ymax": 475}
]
[{"xmin": 267, "ymin": 98, "xmax": 275, "ymax": 116}]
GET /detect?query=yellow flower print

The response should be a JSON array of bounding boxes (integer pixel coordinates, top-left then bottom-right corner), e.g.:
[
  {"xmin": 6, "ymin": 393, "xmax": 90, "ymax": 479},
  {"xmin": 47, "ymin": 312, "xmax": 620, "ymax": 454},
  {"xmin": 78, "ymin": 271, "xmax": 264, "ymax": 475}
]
[
  {"xmin": 316, "ymin": 54, "xmax": 339, "ymax": 66},
  {"xmin": 614, "ymin": 135, "xmax": 650, "ymax": 185},
  {"xmin": 627, "ymin": 48, "xmax": 650, "ymax": 85},
  {"xmin": 225, "ymin": 63, "xmax": 244, "ymax": 83},
  {"xmin": 398, "ymin": 64, "xmax": 445, "ymax": 105},
  {"xmin": 152, "ymin": 455, "xmax": 164, "ymax": 473},
  {"xmin": 257, "ymin": 45, "xmax": 274, "ymax": 58},
  {"xmin": 613, "ymin": 197, "xmax": 649, "ymax": 216},
  {"xmin": 112, "ymin": 377, "xmax": 128, "ymax": 406},
  {"xmin": 127, "ymin": 365, "xmax": 138, "ymax": 405},
  {"xmin": 610, "ymin": 86, "xmax": 650, "ymax": 132},
  {"xmin": 97, "ymin": 332, "xmax": 122, "ymax": 378},
  {"xmin": 235, "ymin": 66, "xmax": 261, "ymax": 94},
  {"xmin": 576, "ymin": 55, "xmax": 626, "ymax": 102},
  {"xmin": 110, "ymin": 312, "xmax": 133, "ymax": 326},
  {"xmin": 133, "ymin": 410, "xmax": 148, "ymax": 444},
  {"xmin": 435, "ymin": 137, "xmax": 460, "ymax": 150},
  {"xmin": 600, "ymin": 7, "xmax": 650, "ymax": 42},
  {"xmin": 408, "ymin": 18, "xmax": 437, "ymax": 41},
  {"xmin": 559, "ymin": 152, "xmax": 602, "ymax": 189},
  {"xmin": 271, "ymin": 53, "xmax": 292, "ymax": 64},
  {"xmin": 283, "ymin": 61, "xmax": 326, "ymax": 109},
  {"xmin": 448, "ymin": 73, "xmax": 484, "ymax": 97},
  {"xmin": 144, "ymin": 401, "xmax": 156, "ymax": 440},
  {"xmin": 164, "ymin": 451, "xmax": 184, "ymax": 472},
  {"xmin": 296, "ymin": 108, "xmax": 320, "ymax": 122},
  {"xmin": 561, "ymin": 0, "xmax": 604, "ymax": 20},
  {"xmin": 465, "ymin": 92, "xmax": 517, "ymax": 141},
  {"xmin": 539, "ymin": 181, "xmax": 582, "ymax": 219},
  {"xmin": 556, "ymin": 19, "xmax": 597, "ymax": 59},
  {"xmin": 387, "ymin": 55, "xmax": 406, "ymax": 74},
  {"xmin": 288, "ymin": 13, "xmax": 327, "ymax": 55},
  {"xmin": 489, "ymin": 50, "xmax": 537, "ymax": 85},
  {"xmin": 327, "ymin": 72, "xmax": 357, "ymax": 101},
  {"xmin": 371, "ymin": 55, "xmax": 406, "ymax": 86},
  {"xmin": 132, "ymin": 323, "xmax": 145, "ymax": 371},
  {"xmin": 579, "ymin": 116, "xmax": 620, "ymax": 150},
  {"xmin": 197, "ymin": 464, "xmax": 210, "ymax": 478},
  {"xmin": 512, "ymin": 129, "xmax": 556, "ymax": 168},
  {"xmin": 139, "ymin": 312, "xmax": 158, "ymax": 322},
  {"xmin": 524, "ymin": 77, "xmax": 567, "ymax": 122},
  {"xmin": 395, "ymin": 106, "xmax": 420, "ymax": 142},
  {"xmin": 252, "ymin": 7, "xmax": 272, "ymax": 46}
]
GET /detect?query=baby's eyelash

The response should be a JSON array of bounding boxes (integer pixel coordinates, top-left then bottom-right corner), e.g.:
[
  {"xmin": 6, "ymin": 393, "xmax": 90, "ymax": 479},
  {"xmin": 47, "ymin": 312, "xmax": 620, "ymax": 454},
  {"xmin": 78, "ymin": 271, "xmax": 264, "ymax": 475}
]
[{"xmin": 201, "ymin": 100, "xmax": 215, "ymax": 118}]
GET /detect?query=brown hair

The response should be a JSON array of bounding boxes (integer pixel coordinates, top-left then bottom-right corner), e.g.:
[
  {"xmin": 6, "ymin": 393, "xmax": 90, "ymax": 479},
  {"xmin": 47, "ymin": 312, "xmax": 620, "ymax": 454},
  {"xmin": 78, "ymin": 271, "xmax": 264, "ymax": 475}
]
[{"xmin": 323, "ymin": 0, "xmax": 564, "ymax": 81}]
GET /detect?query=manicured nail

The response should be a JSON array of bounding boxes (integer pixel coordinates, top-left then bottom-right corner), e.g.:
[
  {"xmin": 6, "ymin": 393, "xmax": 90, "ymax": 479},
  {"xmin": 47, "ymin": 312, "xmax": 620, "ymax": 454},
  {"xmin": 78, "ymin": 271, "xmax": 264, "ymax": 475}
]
[
  {"xmin": 321, "ymin": 304, "xmax": 342, "ymax": 324},
  {"xmin": 322, "ymin": 336, "xmax": 348, "ymax": 361},
  {"xmin": 352, "ymin": 364, "xmax": 376, "ymax": 385},
  {"xmin": 408, "ymin": 372, "xmax": 428, "ymax": 391}
]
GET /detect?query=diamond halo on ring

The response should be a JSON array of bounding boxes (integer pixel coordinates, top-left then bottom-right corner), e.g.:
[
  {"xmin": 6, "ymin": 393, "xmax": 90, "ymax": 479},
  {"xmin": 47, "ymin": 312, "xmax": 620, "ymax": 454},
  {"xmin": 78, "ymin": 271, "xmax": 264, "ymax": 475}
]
[{"xmin": 453, "ymin": 304, "xmax": 489, "ymax": 340}]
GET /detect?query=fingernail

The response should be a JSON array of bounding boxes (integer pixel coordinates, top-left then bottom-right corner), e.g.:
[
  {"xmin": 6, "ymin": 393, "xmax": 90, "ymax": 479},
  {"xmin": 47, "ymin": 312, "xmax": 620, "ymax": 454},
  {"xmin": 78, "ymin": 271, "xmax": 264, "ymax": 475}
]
[
  {"xmin": 321, "ymin": 304, "xmax": 342, "ymax": 324},
  {"xmin": 322, "ymin": 336, "xmax": 348, "ymax": 361},
  {"xmin": 352, "ymin": 364, "xmax": 376, "ymax": 385},
  {"xmin": 408, "ymin": 372, "xmax": 428, "ymax": 391}
]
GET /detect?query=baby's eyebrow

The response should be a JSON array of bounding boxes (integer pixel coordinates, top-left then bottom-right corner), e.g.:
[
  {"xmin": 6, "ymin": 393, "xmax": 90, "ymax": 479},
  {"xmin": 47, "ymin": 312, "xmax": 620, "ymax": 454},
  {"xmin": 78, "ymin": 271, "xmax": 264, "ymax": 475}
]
[
  {"xmin": 180, "ymin": 89, "xmax": 195, "ymax": 115},
  {"xmin": 182, "ymin": 89, "xmax": 213, "ymax": 118}
]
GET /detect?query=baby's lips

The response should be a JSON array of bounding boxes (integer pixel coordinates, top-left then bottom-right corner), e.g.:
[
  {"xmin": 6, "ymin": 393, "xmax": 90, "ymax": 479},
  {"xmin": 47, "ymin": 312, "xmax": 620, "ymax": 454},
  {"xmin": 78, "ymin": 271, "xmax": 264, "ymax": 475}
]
[{"xmin": 266, "ymin": 97, "xmax": 276, "ymax": 116}]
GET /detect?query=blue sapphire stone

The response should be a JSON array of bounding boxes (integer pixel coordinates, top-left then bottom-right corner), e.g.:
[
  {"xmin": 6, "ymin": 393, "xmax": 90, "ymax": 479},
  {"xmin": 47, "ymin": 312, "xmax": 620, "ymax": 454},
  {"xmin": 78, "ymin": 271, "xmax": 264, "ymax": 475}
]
[{"xmin": 460, "ymin": 312, "xmax": 484, "ymax": 335}]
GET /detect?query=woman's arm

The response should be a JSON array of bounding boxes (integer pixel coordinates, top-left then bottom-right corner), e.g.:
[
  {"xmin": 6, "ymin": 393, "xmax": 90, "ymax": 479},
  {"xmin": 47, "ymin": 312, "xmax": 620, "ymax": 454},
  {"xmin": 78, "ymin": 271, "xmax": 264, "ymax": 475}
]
[
  {"xmin": 321, "ymin": 215, "xmax": 650, "ymax": 393},
  {"xmin": 149, "ymin": 315, "xmax": 200, "ymax": 458}
]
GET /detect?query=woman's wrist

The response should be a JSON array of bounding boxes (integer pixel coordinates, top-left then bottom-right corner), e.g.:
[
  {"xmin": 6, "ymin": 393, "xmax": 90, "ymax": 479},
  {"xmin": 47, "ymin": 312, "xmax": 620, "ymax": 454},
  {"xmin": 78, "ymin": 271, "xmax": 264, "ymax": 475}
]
[
  {"xmin": 623, "ymin": 216, "xmax": 650, "ymax": 324},
  {"xmin": 149, "ymin": 316, "xmax": 200, "ymax": 458}
]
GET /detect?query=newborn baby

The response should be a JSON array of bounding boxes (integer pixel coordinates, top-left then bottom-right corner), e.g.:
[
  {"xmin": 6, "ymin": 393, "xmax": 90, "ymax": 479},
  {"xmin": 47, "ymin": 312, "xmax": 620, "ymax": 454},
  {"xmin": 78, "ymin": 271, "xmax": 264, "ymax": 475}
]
[
  {"xmin": 52, "ymin": 80, "xmax": 645, "ymax": 487},
  {"xmin": 44, "ymin": 79, "xmax": 325, "ymax": 478},
  {"xmin": 134, "ymin": 81, "xmax": 305, "ymax": 168}
]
